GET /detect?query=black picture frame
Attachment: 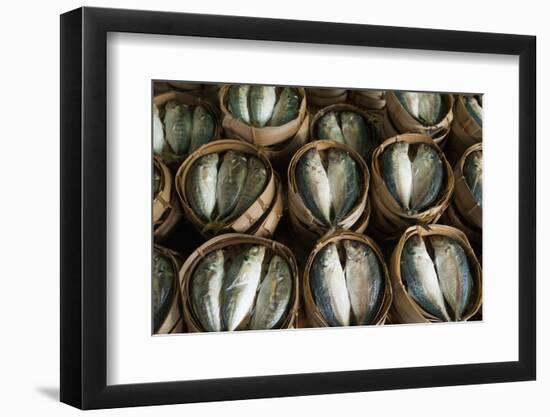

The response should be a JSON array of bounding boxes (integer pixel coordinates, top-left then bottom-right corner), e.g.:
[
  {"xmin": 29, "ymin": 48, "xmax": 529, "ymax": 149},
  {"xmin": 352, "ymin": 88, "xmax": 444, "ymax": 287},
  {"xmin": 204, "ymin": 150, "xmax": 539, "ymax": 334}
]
[{"xmin": 60, "ymin": 6, "xmax": 536, "ymax": 410}]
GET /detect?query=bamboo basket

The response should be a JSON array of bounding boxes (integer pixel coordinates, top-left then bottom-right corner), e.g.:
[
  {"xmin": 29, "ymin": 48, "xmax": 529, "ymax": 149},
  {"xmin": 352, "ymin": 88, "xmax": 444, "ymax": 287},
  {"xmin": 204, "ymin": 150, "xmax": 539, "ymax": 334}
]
[
  {"xmin": 388, "ymin": 224, "xmax": 482, "ymax": 324},
  {"xmin": 369, "ymin": 134, "xmax": 454, "ymax": 240},
  {"xmin": 153, "ymin": 157, "xmax": 182, "ymax": 242},
  {"xmin": 154, "ymin": 245, "xmax": 185, "ymax": 334},
  {"xmin": 349, "ymin": 89, "xmax": 386, "ymax": 110},
  {"xmin": 453, "ymin": 143, "xmax": 482, "ymax": 229},
  {"xmin": 175, "ymin": 140, "xmax": 283, "ymax": 239},
  {"xmin": 310, "ymin": 103, "xmax": 385, "ymax": 161},
  {"xmin": 445, "ymin": 95, "xmax": 482, "ymax": 165},
  {"xmin": 219, "ymin": 85, "xmax": 307, "ymax": 146},
  {"xmin": 179, "ymin": 233, "xmax": 300, "ymax": 332},
  {"xmin": 384, "ymin": 92, "xmax": 454, "ymax": 147},
  {"xmin": 287, "ymin": 140, "xmax": 370, "ymax": 240},
  {"xmin": 153, "ymin": 91, "xmax": 222, "ymax": 168},
  {"xmin": 302, "ymin": 231, "xmax": 393, "ymax": 327},
  {"xmin": 306, "ymin": 87, "xmax": 348, "ymax": 107},
  {"xmin": 438, "ymin": 200, "xmax": 482, "ymax": 254}
]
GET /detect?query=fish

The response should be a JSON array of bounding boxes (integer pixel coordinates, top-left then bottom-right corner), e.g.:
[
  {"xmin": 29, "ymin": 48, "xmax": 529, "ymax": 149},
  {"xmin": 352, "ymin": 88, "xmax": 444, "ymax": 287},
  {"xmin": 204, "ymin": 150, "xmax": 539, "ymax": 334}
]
[
  {"xmin": 317, "ymin": 112, "xmax": 345, "ymax": 143},
  {"xmin": 186, "ymin": 153, "xmax": 219, "ymax": 221},
  {"xmin": 215, "ymin": 151, "xmax": 248, "ymax": 220},
  {"xmin": 463, "ymin": 150, "xmax": 482, "ymax": 207},
  {"xmin": 153, "ymin": 165, "xmax": 161, "ymax": 196},
  {"xmin": 464, "ymin": 96, "xmax": 483, "ymax": 127},
  {"xmin": 228, "ymin": 85, "xmax": 251, "ymax": 124},
  {"xmin": 249, "ymin": 86, "xmax": 277, "ymax": 127},
  {"xmin": 222, "ymin": 245, "xmax": 266, "ymax": 331},
  {"xmin": 311, "ymin": 243, "xmax": 351, "ymax": 326},
  {"xmin": 152, "ymin": 251, "xmax": 176, "ymax": 332},
  {"xmin": 410, "ymin": 144, "xmax": 444, "ymax": 212},
  {"xmin": 163, "ymin": 100, "xmax": 192, "ymax": 155},
  {"xmin": 341, "ymin": 111, "xmax": 375, "ymax": 157},
  {"xmin": 189, "ymin": 105, "xmax": 215, "ymax": 152},
  {"xmin": 396, "ymin": 92, "xmax": 444, "ymax": 126},
  {"xmin": 380, "ymin": 142, "xmax": 413, "ymax": 211},
  {"xmin": 343, "ymin": 240, "xmax": 384, "ymax": 325},
  {"xmin": 191, "ymin": 250, "xmax": 225, "ymax": 332},
  {"xmin": 430, "ymin": 236, "xmax": 473, "ymax": 321},
  {"xmin": 400, "ymin": 235, "xmax": 451, "ymax": 321},
  {"xmin": 227, "ymin": 156, "xmax": 268, "ymax": 221},
  {"xmin": 296, "ymin": 149, "xmax": 332, "ymax": 225},
  {"xmin": 327, "ymin": 149, "xmax": 360, "ymax": 221},
  {"xmin": 249, "ymin": 255, "xmax": 292, "ymax": 330},
  {"xmin": 153, "ymin": 103, "xmax": 165, "ymax": 155},
  {"xmin": 268, "ymin": 87, "xmax": 300, "ymax": 126}
]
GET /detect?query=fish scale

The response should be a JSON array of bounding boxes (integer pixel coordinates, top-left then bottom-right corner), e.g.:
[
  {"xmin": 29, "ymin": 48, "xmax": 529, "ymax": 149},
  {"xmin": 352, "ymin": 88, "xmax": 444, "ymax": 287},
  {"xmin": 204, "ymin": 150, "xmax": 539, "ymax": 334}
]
[
  {"xmin": 187, "ymin": 153, "xmax": 219, "ymax": 221},
  {"xmin": 327, "ymin": 149, "xmax": 360, "ymax": 221},
  {"xmin": 189, "ymin": 105, "xmax": 215, "ymax": 152},
  {"xmin": 249, "ymin": 86, "xmax": 276, "ymax": 127},
  {"xmin": 410, "ymin": 144, "xmax": 444, "ymax": 211},
  {"xmin": 227, "ymin": 156, "xmax": 268, "ymax": 222},
  {"xmin": 463, "ymin": 150, "xmax": 482, "ymax": 207},
  {"xmin": 152, "ymin": 252, "xmax": 176, "ymax": 332},
  {"xmin": 163, "ymin": 100, "xmax": 192, "ymax": 154},
  {"xmin": 268, "ymin": 87, "xmax": 300, "ymax": 127},
  {"xmin": 216, "ymin": 151, "xmax": 248, "ymax": 220},
  {"xmin": 296, "ymin": 149, "xmax": 332, "ymax": 226},
  {"xmin": 396, "ymin": 92, "xmax": 444, "ymax": 126}
]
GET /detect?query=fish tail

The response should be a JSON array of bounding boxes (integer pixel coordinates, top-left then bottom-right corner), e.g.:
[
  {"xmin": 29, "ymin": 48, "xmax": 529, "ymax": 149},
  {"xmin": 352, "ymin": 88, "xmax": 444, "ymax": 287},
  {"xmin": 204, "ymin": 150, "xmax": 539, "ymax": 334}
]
[{"xmin": 201, "ymin": 221, "xmax": 226, "ymax": 234}]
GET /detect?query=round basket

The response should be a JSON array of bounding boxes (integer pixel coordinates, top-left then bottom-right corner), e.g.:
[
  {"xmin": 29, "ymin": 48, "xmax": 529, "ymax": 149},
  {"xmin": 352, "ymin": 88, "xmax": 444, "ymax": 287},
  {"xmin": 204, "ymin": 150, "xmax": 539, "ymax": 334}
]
[
  {"xmin": 453, "ymin": 143, "xmax": 482, "ymax": 229},
  {"xmin": 384, "ymin": 92, "xmax": 454, "ymax": 147},
  {"xmin": 287, "ymin": 140, "xmax": 370, "ymax": 240},
  {"xmin": 388, "ymin": 224, "xmax": 482, "ymax": 324},
  {"xmin": 349, "ymin": 89, "xmax": 386, "ymax": 110},
  {"xmin": 154, "ymin": 245, "xmax": 185, "ymax": 334},
  {"xmin": 445, "ymin": 95, "xmax": 482, "ymax": 165},
  {"xmin": 179, "ymin": 233, "xmax": 300, "ymax": 332},
  {"xmin": 175, "ymin": 140, "xmax": 282, "ymax": 239},
  {"xmin": 438, "ymin": 200, "xmax": 482, "ymax": 254},
  {"xmin": 369, "ymin": 134, "xmax": 454, "ymax": 240},
  {"xmin": 306, "ymin": 88, "xmax": 348, "ymax": 107},
  {"xmin": 310, "ymin": 103, "xmax": 385, "ymax": 161},
  {"xmin": 153, "ymin": 157, "xmax": 182, "ymax": 242},
  {"xmin": 302, "ymin": 231, "xmax": 393, "ymax": 327},
  {"xmin": 153, "ymin": 91, "xmax": 222, "ymax": 167}
]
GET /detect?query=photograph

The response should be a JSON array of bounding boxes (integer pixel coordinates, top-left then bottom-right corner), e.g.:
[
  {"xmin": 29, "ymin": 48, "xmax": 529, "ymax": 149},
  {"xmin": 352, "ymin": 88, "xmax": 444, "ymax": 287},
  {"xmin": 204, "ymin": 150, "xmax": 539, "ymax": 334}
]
[{"xmin": 151, "ymin": 82, "xmax": 483, "ymax": 334}]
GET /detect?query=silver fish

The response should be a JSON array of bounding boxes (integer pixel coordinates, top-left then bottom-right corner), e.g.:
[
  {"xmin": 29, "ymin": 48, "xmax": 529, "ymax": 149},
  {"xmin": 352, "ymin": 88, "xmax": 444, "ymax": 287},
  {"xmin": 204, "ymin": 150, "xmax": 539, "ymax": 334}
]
[
  {"xmin": 410, "ymin": 144, "xmax": 444, "ymax": 212},
  {"xmin": 250, "ymin": 255, "xmax": 292, "ymax": 330},
  {"xmin": 317, "ymin": 112, "xmax": 345, "ymax": 143},
  {"xmin": 464, "ymin": 150, "xmax": 482, "ymax": 207},
  {"xmin": 296, "ymin": 149, "xmax": 332, "ymax": 225},
  {"xmin": 152, "ymin": 251, "xmax": 176, "ymax": 332},
  {"xmin": 343, "ymin": 240, "xmax": 384, "ymax": 325},
  {"xmin": 327, "ymin": 149, "xmax": 360, "ymax": 221},
  {"xmin": 163, "ymin": 100, "xmax": 192, "ymax": 155},
  {"xmin": 268, "ymin": 87, "xmax": 300, "ymax": 126},
  {"xmin": 228, "ymin": 85, "xmax": 251, "ymax": 124},
  {"xmin": 222, "ymin": 245, "xmax": 266, "ymax": 331},
  {"xmin": 227, "ymin": 156, "xmax": 268, "ymax": 221},
  {"xmin": 401, "ymin": 235, "xmax": 450, "ymax": 321},
  {"xmin": 189, "ymin": 105, "xmax": 215, "ymax": 152},
  {"xmin": 464, "ymin": 96, "xmax": 483, "ymax": 127},
  {"xmin": 187, "ymin": 153, "xmax": 219, "ymax": 221},
  {"xmin": 380, "ymin": 142, "xmax": 413, "ymax": 210},
  {"xmin": 249, "ymin": 86, "xmax": 277, "ymax": 127},
  {"xmin": 430, "ymin": 236, "xmax": 473, "ymax": 321},
  {"xmin": 153, "ymin": 103, "xmax": 165, "ymax": 155},
  {"xmin": 216, "ymin": 151, "xmax": 248, "ymax": 220},
  {"xmin": 396, "ymin": 92, "xmax": 443, "ymax": 126},
  {"xmin": 191, "ymin": 250, "xmax": 225, "ymax": 332},
  {"xmin": 341, "ymin": 111, "xmax": 375, "ymax": 157},
  {"xmin": 311, "ymin": 243, "xmax": 351, "ymax": 326}
]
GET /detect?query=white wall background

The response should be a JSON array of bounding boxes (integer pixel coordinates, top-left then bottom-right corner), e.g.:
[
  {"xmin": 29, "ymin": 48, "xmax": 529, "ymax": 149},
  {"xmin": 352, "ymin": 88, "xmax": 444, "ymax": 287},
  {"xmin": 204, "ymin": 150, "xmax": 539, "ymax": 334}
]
[{"xmin": 0, "ymin": 0, "xmax": 545, "ymax": 415}]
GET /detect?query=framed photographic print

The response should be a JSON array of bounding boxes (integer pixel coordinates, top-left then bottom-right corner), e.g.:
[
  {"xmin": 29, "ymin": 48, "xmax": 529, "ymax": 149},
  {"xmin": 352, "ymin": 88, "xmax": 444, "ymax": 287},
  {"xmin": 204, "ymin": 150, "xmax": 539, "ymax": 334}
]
[{"xmin": 60, "ymin": 6, "xmax": 536, "ymax": 410}]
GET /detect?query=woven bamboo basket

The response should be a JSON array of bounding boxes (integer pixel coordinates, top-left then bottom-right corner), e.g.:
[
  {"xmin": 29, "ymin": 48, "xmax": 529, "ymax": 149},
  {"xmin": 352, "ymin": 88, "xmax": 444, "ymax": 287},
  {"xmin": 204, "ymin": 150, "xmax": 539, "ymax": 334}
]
[
  {"xmin": 369, "ymin": 134, "xmax": 454, "ymax": 240},
  {"xmin": 153, "ymin": 91, "xmax": 222, "ymax": 168},
  {"xmin": 349, "ymin": 89, "xmax": 386, "ymax": 110},
  {"xmin": 179, "ymin": 233, "xmax": 300, "ymax": 332},
  {"xmin": 302, "ymin": 231, "xmax": 393, "ymax": 327},
  {"xmin": 154, "ymin": 245, "xmax": 185, "ymax": 334},
  {"xmin": 153, "ymin": 157, "xmax": 182, "ymax": 242},
  {"xmin": 453, "ymin": 143, "xmax": 482, "ymax": 229},
  {"xmin": 310, "ymin": 103, "xmax": 385, "ymax": 161},
  {"xmin": 438, "ymin": 200, "xmax": 482, "ymax": 254},
  {"xmin": 175, "ymin": 140, "xmax": 283, "ymax": 239},
  {"xmin": 287, "ymin": 140, "xmax": 370, "ymax": 240},
  {"xmin": 384, "ymin": 92, "xmax": 454, "ymax": 147},
  {"xmin": 388, "ymin": 224, "xmax": 482, "ymax": 324},
  {"xmin": 445, "ymin": 95, "xmax": 482, "ymax": 165}
]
